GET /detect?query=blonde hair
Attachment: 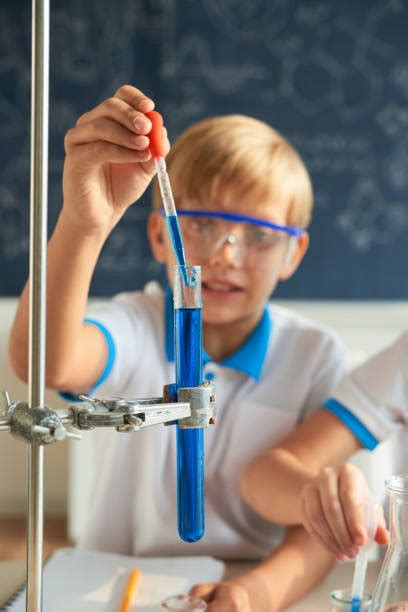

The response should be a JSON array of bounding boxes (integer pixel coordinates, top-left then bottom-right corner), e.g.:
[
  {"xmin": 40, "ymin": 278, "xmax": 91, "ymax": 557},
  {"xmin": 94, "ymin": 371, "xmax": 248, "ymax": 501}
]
[{"xmin": 152, "ymin": 114, "xmax": 313, "ymax": 228}]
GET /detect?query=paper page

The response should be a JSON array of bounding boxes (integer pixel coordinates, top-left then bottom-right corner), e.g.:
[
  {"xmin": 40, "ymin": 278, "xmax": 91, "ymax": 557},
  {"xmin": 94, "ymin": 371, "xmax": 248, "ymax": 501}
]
[{"xmin": 6, "ymin": 548, "xmax": 224, "ymax": 611}]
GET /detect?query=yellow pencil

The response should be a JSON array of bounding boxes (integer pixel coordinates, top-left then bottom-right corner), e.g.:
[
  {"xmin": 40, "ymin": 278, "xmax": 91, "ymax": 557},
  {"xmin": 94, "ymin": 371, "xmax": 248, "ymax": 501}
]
[{"xmin": 119, "ymin": 568, "xmax": 140, "ymax": 612}]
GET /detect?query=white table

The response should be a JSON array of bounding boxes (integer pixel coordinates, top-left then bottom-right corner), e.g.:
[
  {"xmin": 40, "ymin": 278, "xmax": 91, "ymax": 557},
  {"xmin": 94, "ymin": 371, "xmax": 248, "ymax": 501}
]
[{"xmin": 0, "ymin": 559, "xmax": 382, "ymax": 610}]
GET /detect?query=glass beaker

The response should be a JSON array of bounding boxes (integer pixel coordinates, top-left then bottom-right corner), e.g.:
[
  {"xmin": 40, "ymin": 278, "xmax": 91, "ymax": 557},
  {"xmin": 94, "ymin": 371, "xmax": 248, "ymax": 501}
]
[
  {"xmin": 371, "ymin": 474, "xmax": 408, "ymax": 611},
  {"xmin": 330, "ymin": 589, "xmax": 372, "ymax": 610},
  {"xmin": 162, "ymin": 593, "xmax": 207, "ymax": 610}
]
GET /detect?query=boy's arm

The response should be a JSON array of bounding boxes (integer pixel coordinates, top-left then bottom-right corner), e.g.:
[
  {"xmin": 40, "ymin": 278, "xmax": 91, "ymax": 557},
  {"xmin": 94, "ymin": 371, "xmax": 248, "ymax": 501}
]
[
  {"xmin": 241, "ymin": 409, "xmax": 389, "ymax": 559},
  {"xmin": 9, "ymin": 85, "xmax": 169, "ymax": 392},
  {"xmin": 9, "ymin": 218, "xmax": 109, "ymax": 392},
  {"xmin": 190, "ymin": 526, "xmax": 335, "ymax": 611}
]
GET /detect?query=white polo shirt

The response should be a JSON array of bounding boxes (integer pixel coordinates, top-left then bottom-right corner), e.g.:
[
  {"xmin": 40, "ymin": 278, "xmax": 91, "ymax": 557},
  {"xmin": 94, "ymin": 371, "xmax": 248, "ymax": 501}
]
[
  {"xmin": 324, "ymin": 331, "xmax": 408, "ymax": 449},
  {"xmin": 73, "ymin": 282, "xmax": 348, "ymax": 559}
]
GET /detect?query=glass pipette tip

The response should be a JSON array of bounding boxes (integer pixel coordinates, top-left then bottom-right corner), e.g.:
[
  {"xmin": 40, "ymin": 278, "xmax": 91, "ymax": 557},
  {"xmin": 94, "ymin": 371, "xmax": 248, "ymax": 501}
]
[
  {"xmin": 146, "ymin": 111, "xmax": 189, "ymax": 286},
  {"xmin": 350, "ymin": 502, "xmax": 379, "ymax": 611}
]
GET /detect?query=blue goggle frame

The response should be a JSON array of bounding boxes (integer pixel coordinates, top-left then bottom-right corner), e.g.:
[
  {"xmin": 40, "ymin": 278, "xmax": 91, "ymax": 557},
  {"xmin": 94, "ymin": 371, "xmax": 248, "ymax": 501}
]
[{"xmin": 160, "ymin": 208, "xmax": 305, "ymax": 238}]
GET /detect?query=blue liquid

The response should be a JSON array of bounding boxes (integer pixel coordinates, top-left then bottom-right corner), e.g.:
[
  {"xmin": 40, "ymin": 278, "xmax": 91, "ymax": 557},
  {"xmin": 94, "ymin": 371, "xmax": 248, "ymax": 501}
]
[
  {"xmin": 166, "ymin": 216, "xmax": 189, "ymax": 286},
  {"xmin": 351, "ymin": 597, "xmax": 361, "ymax": 612},
  {"xmin": 175, "ymin": 307, "xmax": 205, "ymax": 542}
]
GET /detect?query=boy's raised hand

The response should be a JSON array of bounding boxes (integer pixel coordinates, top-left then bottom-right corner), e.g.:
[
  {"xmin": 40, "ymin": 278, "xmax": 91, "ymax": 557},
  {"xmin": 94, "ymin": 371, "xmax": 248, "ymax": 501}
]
[
  {"xmin": 300, "ymin": 463, "xmax": 389, "ymax": 560},
  {"xmin": 62, "ymin": 84, "xmax": 170, "ymax": 235}
]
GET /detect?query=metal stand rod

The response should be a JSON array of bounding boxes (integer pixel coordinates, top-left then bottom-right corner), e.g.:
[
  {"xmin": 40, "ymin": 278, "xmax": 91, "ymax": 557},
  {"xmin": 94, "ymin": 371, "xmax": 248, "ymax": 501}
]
[{"xmin": 27, "ymin": 0, "xmax": 50, "ymax": 609}]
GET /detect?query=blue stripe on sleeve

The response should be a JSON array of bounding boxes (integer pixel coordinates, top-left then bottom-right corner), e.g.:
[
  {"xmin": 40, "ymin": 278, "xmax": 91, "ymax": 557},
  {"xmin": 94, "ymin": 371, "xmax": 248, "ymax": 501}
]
[
  {"xmin": 59, "ymin": 318, "xmax": 116, "ymax": 402},
  {"xmin": 323, "ymin": 398, "xmax": 379, "ymax": 450}
]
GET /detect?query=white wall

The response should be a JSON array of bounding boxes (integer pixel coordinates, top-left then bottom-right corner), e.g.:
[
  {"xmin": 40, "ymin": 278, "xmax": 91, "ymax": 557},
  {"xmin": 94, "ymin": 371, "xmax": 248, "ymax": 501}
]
[{"xmin": 1, "ymin": 298, "xmax": 407, "ymax": 535}]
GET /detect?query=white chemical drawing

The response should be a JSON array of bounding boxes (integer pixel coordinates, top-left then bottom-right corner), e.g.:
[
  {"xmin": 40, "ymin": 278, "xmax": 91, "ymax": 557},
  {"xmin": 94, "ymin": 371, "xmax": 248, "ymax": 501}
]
[
  {"xmin": 336, "ymin": 179, "xmax": 408, "ymax": 252},
  {"xmin": 376, "ymin": 104, "xmax": 408, "ymax": 138},
  {"xmin": 384, "ymin": 136, "xmax": 408, "ymax": 192}
]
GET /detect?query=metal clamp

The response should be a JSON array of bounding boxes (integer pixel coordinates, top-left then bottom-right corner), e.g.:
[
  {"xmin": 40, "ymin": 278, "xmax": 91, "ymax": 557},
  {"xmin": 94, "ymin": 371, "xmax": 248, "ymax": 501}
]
[
  {"xmin": 0, "ymin": 380, "xmax": 216, "ymax": 442},
  {"xmin": 0, "ymin": 393, "xmax": 78, "ymax": 445},
  {"xmin": 177, "ymin": 381, "xmax": 216, "ymax": 429},
  {"xmin": 70, "ymin": 395, "xmax": 191, "ymax": 432}
]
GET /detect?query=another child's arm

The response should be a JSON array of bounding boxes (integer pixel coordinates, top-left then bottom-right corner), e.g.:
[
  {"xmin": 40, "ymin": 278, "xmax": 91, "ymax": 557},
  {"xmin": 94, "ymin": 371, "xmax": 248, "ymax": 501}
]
[
  {"xmin": 190, "ymin": 525, "xmax": 335, "ymax": 611},
  {"xmin": 9, "ymin": 85, "xmax": 169, "ymax": 393},
  {"xmin": 242, "ymin": 409, "xmax": 388, "ymax": 559},
  {"xmin": 240, "ymin": 328, "xmax": 408, "ymax": 559}
]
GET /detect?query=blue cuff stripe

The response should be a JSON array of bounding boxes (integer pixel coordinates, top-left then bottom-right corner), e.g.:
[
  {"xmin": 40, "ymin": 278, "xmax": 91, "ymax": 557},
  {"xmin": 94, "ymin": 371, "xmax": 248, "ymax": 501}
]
[
  {"xmin": 59, "ymin": 318, "xmax": 116, "ymax": 402},
  {"xmin": 323, "ymin": 398, "xmax": 379, "ymax": 451}
]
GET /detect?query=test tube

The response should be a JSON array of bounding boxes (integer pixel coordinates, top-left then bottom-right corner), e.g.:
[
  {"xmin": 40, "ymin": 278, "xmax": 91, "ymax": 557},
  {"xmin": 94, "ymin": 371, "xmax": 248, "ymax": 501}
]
[{"xmin": 174, "ymin": 265, "xmax": 205, "ymax": 542}]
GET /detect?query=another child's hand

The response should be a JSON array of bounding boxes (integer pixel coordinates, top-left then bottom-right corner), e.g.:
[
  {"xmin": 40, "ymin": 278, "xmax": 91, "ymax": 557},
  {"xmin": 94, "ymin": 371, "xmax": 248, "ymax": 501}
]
[
  {"xmin": 300, "ymin": 463, "xmax": 389, "ymax": 559},
  {"xmin": 190, "ymin": 582, "xmax": 252, "ymax": 611},
  {"xmin": 62, "ymin": 84, "xmax": 170, "ymax": 235}
]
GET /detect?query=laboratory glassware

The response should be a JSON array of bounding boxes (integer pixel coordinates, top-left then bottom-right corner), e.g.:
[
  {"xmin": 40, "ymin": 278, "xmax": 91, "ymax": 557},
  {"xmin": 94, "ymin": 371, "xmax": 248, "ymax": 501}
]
[
  {"xmin": 330, "ymin": 589, "xmax": 372, "ymax": 611},
  {"xmin": 371, "ymin": 474, "xmax": 408, "ymax": 611},
  {"xmin": 174, "ymin": 265, "xmax": 205, "ymax": 542},
  {"xmin": 147, "ymin": 111, "xmax": 189, "ymax": 286},
  {"xmin": 172, "ymin": 209, "xmax": 302, "ymax": 271},
  {"xmin": 350, "ymin": 502, "xmax": 379, "ymax": 611}
]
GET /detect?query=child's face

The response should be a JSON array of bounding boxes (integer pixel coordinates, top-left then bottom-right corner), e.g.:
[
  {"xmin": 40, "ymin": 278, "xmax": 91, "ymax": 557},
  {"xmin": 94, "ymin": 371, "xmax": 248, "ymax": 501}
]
[{"xmin": 148, "ymin": 192, "xmax": 308, "ymax": 328}]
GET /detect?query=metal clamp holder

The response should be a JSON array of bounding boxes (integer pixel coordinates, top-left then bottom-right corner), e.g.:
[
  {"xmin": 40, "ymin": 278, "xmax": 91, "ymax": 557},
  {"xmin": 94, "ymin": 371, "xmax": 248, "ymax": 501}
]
[
  {"xmin": 0, "ymin": 389, "xmax": 193, "ymax": 444},
  {"xmin": 0, "ymin": 380, "xmax": 216, "ymax": 443},
  {"xmin": 177, "ymin": 381, "xmax": 216, "ymax": 429},
  {"xmin": 71, "ymin": 394, "xmax": 191, "ymax": 432},
  {"xmin": 0, "ymin": 392, "xmax": 79, "ymax": 444}
]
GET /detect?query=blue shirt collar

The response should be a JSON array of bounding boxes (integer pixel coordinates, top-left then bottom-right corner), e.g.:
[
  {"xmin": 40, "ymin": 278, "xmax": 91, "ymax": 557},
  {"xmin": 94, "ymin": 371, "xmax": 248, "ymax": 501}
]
[{"xmin": 165, "ymin": 287, "xmax": 272, "ymax": 381}]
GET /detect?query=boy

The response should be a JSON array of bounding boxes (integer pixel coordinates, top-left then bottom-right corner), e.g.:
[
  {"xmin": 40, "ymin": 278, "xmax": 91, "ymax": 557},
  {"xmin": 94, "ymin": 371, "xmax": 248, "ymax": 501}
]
[
  {"xmin": 241, "ymin": 333, "xmax": 408, "ymax": 560},
  {"xmin": 9, "ymin": 85, "xmax": 347, "ymax": 610}
]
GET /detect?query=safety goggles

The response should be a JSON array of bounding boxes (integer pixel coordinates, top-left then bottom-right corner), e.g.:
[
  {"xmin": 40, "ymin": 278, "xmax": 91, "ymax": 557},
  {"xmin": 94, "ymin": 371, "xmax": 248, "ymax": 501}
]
[{"xmin": 160, "ymin": 209, "xmax": 304, "ymax": 269}]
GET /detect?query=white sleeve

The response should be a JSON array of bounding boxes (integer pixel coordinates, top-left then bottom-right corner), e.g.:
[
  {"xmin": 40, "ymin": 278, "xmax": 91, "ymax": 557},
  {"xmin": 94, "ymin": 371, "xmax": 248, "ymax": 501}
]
[
  {"xmin": 325, "ymin": 331, "xmax": 408, "ymax": 447},
  {"xmin": 302, "ymin": 330, "xmax": 349, "ymax": 419},
  {"xmin": 82, "ymin": 292, "xmax": 153, "ymax": 397}
]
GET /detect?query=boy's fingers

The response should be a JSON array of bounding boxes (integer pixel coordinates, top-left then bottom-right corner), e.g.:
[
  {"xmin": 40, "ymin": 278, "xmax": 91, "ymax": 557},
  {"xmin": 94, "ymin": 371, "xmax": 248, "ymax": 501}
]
[
  {"xmin": 65, "ymin": 117, "xmax": 150, "ymax": 153},
  {"xmin": 204, "ymin": 584, "xmax": 251, "ymax": 611},
  {"xmin": 319, "ymin": 469, "xmax": 354, "ymax": 553},
  {"xmin": 338, "ymin": 465, "xmax": 367, "ymax": 547},
  {"xmin": 114, "ymin": 84, "xmax": 155, "ymax": 113},
  {"xmin": 302, "ymin": 487, "xmax": 340, "ymax": 555},
  {"xmin": 190, "ymin": 582, "xmax": 216, "ymax": 602},
  {"xmin": 304, "ymin": 519, "xmax": 338, "ymax": 556},
  {"xmin": 76, "ymin": 98, "xmax": 152, "ymax": 136},
  {"xmin": 375, "ymin": 524, "xmax": 390, "ymax": 545},
  {"xmin": 375, "ymin": 509, "xmax": 389, "ymax": 545},
  {"xmin": 162, "ymin": 126, "xmax": 171, "ymax": 156},
  {"xmin": 71, "ymin": 141, "xmax": 151, "ymax": 167}
]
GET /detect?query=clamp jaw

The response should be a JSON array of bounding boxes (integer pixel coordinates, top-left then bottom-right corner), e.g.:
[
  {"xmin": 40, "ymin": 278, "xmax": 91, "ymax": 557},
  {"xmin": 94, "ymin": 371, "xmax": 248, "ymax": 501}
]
[
  {"xmin": 176, "ymin": 381, "xmax": 216, "ymax": 429},
  {"xmin": 70, "ymin": 394, "xmax": 191, "ymax": 432},
  {"xmin": 0, "ymin": 381, "xmax": 216, "ymax": 445}
]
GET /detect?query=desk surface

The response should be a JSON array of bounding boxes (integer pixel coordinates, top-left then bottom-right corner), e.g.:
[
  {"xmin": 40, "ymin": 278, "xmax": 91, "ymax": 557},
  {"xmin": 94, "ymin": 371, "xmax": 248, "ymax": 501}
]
[{"xmin": 0, "ymin": 558, "xmax": 381, "ymax": 610}]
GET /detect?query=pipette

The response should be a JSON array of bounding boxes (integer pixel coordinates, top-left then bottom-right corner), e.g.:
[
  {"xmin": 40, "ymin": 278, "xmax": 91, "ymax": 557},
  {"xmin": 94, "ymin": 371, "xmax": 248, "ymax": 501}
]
[
  {"xmin": 146, "ymin": 111, "xmax": 189, "ymax": 286},
  {"xmin": 350, "ymin": 502, "xmax": 379, "ymax": 612}
]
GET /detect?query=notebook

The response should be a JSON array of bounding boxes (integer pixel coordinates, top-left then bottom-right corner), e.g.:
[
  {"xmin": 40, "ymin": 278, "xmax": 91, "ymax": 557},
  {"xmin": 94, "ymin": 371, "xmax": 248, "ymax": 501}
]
[{"xmin": 2, "ymin": 547, "xmax": 225, "ymax": 611}]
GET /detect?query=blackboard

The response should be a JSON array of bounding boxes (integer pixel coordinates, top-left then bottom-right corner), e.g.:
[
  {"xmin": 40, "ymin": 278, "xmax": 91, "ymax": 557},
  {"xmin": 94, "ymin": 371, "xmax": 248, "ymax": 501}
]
[{"xmin": 1, "ymin": 0, "xmax": 407, "ymax": 298}]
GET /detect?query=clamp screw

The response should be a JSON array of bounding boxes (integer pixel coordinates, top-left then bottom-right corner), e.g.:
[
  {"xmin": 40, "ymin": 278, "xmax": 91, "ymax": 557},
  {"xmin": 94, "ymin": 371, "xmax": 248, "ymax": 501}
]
[{"xmin": 1, "ymin": 391, "xmax": 11, "ymax": 412}]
